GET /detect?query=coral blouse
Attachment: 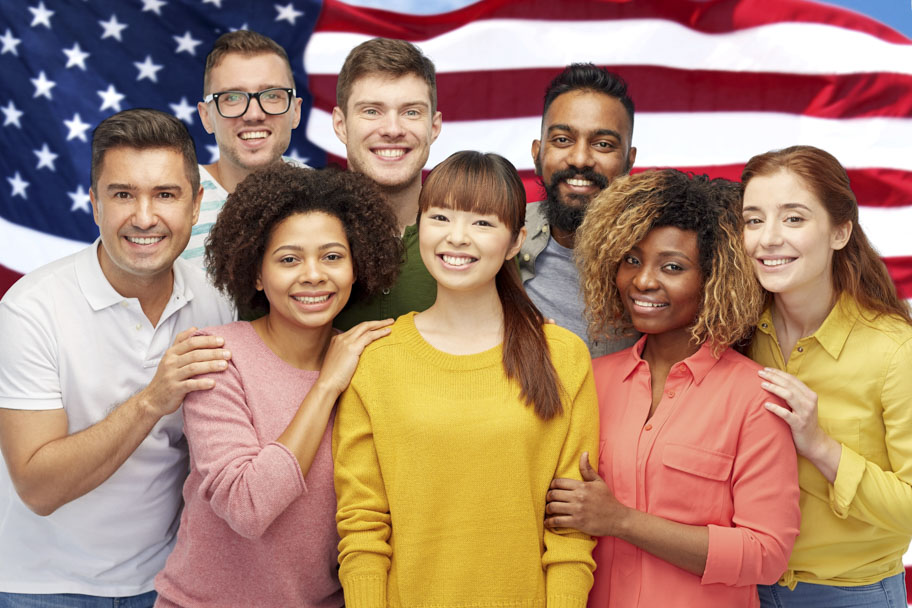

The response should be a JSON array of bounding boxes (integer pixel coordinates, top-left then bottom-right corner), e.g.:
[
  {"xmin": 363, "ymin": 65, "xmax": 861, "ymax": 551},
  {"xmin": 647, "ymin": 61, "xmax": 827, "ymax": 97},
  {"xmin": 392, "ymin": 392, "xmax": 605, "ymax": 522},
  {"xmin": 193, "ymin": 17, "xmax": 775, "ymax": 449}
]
[{"xmin": 588, "ymin": 338, "xmax": 800, "ymax": 608}]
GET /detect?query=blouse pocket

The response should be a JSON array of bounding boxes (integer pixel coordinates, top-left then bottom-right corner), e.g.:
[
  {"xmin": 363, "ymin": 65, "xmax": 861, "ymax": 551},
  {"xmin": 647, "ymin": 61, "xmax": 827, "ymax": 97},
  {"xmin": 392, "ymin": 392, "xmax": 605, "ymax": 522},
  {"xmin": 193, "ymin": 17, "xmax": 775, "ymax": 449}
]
[{"xmin": 657, "ymin": 443, "xmax": 735, "ymax": 525}]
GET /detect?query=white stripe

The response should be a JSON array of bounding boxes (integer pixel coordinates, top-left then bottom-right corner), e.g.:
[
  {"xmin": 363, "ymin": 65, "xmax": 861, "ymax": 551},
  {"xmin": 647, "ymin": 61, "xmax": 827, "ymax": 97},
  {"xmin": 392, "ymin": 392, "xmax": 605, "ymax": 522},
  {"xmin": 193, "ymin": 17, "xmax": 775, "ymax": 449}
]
[
  {"xmin": 306, "ymin": 107, "xmax": 912, "ymax": 173},
  {"xmin": 858, "ymin": 205, "xmax": 912, "ymax": 259},
  {"xmin": 0, "ymin": 215, "xmax": 89, "ymax": 275},
  {"xmin": 305, "ymin": 20, "xmax": 912, "ymax": 76}
]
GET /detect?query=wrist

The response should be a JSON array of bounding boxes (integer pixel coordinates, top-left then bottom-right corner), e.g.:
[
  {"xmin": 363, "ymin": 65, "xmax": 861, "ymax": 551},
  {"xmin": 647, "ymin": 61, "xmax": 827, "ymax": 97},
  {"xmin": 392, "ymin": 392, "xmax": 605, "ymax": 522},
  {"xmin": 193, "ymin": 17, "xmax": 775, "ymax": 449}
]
[
  {"xmin": 310, "ymin": 379, "xmax": 344, "ymax": 405},
  {"xmin": 611, "ymin": 503, "xmax": 637, "ymax": 540}
]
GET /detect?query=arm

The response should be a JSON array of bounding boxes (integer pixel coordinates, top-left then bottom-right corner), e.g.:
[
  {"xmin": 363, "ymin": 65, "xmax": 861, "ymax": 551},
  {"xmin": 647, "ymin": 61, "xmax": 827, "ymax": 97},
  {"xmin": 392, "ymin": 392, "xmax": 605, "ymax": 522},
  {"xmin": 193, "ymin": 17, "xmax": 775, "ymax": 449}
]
[
  {"xmin": 0, "ymin": 325, "xmax": 230, "ymax": 516},
  {"xmin": 541, "ymin": 362, "xmax": 598, "ymax": 607},
  {"xmin": 333, "ymin": 380, "xmax": 392, "ymax": 608},
  {"xmin": 547, "ymin": 395, "xmax": 800, "ymax": 586},
  {"xmin": 190, "ymin": 321, "xmax": 393, "ymax": 539}
]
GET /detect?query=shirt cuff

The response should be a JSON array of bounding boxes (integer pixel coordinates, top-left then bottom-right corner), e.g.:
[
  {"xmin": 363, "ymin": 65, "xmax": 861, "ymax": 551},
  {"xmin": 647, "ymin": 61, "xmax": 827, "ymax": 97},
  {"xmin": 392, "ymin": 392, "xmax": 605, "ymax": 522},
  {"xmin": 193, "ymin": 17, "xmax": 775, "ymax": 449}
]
[
  {"xmin": 0, "ymin": 396, "xmax": 63, "ymax": 410},
  {"xmin": 340, "ymin": 574, "xmax": 386, "ymax": 608},
  {"xmin": 702, "ymin": 524, "xmax": 743, "ymax": 585},
  {"xmin": 828, "ymin": 443, "xmax": 865, "ymax": 518}
]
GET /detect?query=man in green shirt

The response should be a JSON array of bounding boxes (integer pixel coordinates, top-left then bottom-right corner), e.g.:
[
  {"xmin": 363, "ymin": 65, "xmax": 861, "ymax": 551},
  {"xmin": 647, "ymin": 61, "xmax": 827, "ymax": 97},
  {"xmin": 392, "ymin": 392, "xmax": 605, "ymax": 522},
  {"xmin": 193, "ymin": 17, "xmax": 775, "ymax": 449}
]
[{"xmin": 331, "ymin": 38, "xmax": 442, "ymax": 330}]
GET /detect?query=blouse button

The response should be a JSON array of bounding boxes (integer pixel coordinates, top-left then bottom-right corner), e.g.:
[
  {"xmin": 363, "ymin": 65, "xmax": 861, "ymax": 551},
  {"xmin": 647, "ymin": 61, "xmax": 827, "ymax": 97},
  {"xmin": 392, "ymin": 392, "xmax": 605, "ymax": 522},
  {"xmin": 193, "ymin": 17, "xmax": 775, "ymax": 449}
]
[
  {"xmin": 523, "ymin": 253, "xmax": 531, "ymax": 262},
  {"xmin": 644, "ymin": 424, "xmax": 653, "ymax": 431},
  {"xmin": 797, "ymin": 346, "xmax": 804, "ymax": 353},
  {"xmin": 382, "ymin": 288, "xmax": 391, "ymax": 295},
  {"xmin": 760, "ymin": 322, "xmax": 768, "ymax": 328},
  {"xmin": 666, "ymin": 390, "xmax": 675, "ymax": 398}
]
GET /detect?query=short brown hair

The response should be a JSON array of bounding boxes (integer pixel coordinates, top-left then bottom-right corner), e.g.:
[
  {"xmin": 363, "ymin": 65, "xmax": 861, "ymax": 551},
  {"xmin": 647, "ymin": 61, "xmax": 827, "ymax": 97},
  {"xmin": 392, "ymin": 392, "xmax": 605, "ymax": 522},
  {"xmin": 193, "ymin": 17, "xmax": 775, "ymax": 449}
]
[
  {"xmin": 576, "ymin": 169, "xmax": 763, "ymax": 353},
  {"xmin": 336, "ymin": 38, "xmax": 437, "ymax": 113},
  {"xmin": 91, "ymin": 108, "xmax": 199, "ymax": 193},
  {"xmin": 742, "ymin": 145, "xmax": 911, "ymax": 323},
  {"xmin": 206, "ymin": 164, "xmax": 401, "ymax": 319},
  {"xmin": 203, "ymin": 30, "xmax": 294, "ymax": 95}
]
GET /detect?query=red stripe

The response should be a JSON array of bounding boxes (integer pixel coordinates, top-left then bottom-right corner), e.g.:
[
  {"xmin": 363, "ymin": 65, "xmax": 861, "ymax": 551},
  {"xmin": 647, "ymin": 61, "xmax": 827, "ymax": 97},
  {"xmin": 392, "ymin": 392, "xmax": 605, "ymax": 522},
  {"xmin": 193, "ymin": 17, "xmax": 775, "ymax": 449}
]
[
  {"xmin": 0, "ymin": 264, "xmax": 23, "ymax": 300},
  {"xmin": 884, "ymin": 257, "xmax": 912, "ymax": 300},
  {"xmin": 906, "ymin": 565, "xmax": 911, "ymax": 603},
  {"xmin": 315, "ymin": 0, "xmax": 911, "ymax": 44},
  {"xmin": 311, "ymin": 68, "xmax": 912, "ymax": 121}
]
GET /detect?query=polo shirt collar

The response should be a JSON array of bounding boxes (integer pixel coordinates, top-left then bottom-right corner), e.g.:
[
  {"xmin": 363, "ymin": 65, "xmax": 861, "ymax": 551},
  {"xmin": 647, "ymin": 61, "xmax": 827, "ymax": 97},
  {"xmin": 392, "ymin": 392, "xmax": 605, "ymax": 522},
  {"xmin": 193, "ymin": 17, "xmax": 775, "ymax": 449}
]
[
  {"xmin": 619, "ymin": 334, "xmax": 721, "ymax": 385},
  {"xmin": 756, "ymin": 294, "xmax": 857, "ymax": 360},
  {"xmin": 75, "ymin": 239, "xmax": 193, "ymax": 312}
]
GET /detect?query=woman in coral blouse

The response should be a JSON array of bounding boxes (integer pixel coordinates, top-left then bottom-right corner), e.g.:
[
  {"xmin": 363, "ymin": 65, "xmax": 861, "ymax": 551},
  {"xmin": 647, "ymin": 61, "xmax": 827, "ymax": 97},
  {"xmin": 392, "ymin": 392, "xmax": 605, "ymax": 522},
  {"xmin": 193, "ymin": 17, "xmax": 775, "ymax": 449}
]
[
  {"xmin": 741, "ymin": 145, "xmax": 912, "ymax": 607},
  {"xmin": 333, "ymin": 151, "xmax": 599, "ymax": 607},
  {"xmin": 154, "ymin": 165, "xmax": 401, "ymax": 607},
  {"xmin": 546, "ymin": 169, "xmax": 801, "ymax": 607}
]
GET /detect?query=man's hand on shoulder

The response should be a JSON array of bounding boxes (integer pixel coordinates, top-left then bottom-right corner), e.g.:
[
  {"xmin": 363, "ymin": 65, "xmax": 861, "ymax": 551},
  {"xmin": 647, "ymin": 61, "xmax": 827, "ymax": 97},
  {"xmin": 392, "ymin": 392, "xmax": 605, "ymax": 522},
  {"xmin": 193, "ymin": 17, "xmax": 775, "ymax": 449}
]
[{"xmin": 136, "ymin": 328, "xmax": 231, "ymax": 419}]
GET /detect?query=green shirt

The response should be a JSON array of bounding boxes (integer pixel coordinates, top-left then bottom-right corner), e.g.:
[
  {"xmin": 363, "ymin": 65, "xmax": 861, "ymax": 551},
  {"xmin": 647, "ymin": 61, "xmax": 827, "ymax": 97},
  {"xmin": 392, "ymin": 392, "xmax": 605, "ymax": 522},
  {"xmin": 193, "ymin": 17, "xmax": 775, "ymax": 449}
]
[{"xmin": 334, "ymin": 223, "xmax": 437, "ymax": 331}]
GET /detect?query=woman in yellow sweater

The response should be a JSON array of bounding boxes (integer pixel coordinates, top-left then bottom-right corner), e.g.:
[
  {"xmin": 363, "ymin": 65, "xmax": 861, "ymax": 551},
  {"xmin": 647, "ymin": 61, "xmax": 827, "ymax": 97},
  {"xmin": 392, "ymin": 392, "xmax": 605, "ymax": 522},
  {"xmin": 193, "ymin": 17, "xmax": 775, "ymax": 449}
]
[
  {"xmin": 333, "ymin": 151, "xmax": 599, "ymax": 608},
  {"xmin": 741, "ymin": 145, "xmax": 912, "ymax": 607}
]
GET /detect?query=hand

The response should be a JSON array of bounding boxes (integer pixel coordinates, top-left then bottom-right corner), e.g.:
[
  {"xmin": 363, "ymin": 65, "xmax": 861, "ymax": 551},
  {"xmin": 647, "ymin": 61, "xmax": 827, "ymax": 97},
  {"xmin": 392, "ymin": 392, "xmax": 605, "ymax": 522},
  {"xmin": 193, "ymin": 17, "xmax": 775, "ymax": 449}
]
[
  {"xmin": 545, "ymin": 452, "xmax": 625, "ymax": 537},
  {"xmin": 139, "ymin": 328, "xmax": 231, "ymax": 418},
  {"xmin": 758, "ymin": 367, "xmax": 832, "ymax": 458},
  {"xmin": 316, "ymin": 319, "xmax": 394, "ymax": 396}
]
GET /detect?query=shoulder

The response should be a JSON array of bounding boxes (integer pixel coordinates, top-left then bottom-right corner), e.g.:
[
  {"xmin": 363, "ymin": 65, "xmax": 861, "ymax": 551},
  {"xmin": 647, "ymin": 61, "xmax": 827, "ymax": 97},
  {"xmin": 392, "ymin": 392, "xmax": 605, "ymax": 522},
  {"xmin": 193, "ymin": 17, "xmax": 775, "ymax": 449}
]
[
  {"xmin": 2, "ymin": 249, "xmax": 80, "ymax": 307},
  {"xmin": 544, "ymin": 324, "xmax": 593, "ymax": 387},
  {"xmin": 174, "ymin": 258, "xmax": 235, "ymax": 322},
  {"xmin": 592, "ymin": 346, "xmax": 634, "ymax": 375}
]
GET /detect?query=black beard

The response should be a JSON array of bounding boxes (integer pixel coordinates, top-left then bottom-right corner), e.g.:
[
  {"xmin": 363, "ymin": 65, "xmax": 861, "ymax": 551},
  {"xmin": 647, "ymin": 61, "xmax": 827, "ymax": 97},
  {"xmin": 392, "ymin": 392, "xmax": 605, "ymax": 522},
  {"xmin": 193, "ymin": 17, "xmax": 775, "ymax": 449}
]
[{"xmin": 540, "ymin": 166, "xmax": 610, "ymax": 233}]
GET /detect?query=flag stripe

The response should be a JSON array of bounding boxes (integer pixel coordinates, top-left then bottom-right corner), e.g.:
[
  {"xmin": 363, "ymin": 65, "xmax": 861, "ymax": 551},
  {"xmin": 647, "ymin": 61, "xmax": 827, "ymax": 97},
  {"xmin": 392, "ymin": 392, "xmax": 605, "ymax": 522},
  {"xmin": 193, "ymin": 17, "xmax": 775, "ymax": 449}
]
[
  {"xmin": 314, "ymin": 0, "xmax": 911, "ymax": 44},
  {"xmin": 310, "ymin": 68, "xmax": 912, "ymax": 121},
  {"xmin": 306, "ymin": 19, "xmax": 912, "ymax": 77}
]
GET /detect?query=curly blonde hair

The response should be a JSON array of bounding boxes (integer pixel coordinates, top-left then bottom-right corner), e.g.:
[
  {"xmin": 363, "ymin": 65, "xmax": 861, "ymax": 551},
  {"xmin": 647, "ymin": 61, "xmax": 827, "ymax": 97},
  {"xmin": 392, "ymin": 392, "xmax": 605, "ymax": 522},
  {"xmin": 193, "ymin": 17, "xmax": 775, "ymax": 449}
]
[{"xmin": 576, "ymin": 169, "xmax": 763, "ymax": 354}]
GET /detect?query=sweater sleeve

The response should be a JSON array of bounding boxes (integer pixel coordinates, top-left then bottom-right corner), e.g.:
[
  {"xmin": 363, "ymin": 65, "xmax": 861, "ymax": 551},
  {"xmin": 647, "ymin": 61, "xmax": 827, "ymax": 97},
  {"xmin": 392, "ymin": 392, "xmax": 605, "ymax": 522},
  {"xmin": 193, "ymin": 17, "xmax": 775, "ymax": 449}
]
[
  {"xmin": 827, "ymin": 338, "xmax": 912, "ymax": 534},
  {"xmin": 182, "ymin": 359, "xmax": 306, "ymax": 540},
  {"xmin": 542, "ymin": 348, "xmax": 599, "ymax": 608},
  {"xmin": 702, "ymin": 396, "xmax": 800, "ymax": 586},
  {"xmin": 333, "ymin": 381, "xmax": 391, "ymax": 608}
]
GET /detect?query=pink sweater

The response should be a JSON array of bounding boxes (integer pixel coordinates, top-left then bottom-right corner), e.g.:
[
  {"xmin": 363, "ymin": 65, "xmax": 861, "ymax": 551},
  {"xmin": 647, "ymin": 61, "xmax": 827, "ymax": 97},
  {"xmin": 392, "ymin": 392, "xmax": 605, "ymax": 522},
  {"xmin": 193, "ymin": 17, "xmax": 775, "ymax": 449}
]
[{"xmin": 155, "ymin": 321, "xmax": 342, "ymax": 608}]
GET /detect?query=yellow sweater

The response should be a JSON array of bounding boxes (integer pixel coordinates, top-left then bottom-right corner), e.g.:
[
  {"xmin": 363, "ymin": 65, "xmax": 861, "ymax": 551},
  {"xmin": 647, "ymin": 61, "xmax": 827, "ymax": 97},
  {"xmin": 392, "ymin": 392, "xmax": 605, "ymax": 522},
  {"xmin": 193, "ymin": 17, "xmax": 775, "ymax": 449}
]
[{"xmin": 333, "ymin": 312, "xmax": 598, "ymax": 608}]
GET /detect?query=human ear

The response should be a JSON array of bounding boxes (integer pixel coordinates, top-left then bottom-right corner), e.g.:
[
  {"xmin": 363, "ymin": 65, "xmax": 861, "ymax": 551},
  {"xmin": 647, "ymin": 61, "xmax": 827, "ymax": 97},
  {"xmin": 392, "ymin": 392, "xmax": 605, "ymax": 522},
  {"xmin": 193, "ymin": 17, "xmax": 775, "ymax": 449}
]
[
  {"xmin": 506, "ymin": 226, "xmax": 527, "ymax": 260},
  {"xmin": 831, "ymin": 220, "xmax": 852, "ymax": 251}
]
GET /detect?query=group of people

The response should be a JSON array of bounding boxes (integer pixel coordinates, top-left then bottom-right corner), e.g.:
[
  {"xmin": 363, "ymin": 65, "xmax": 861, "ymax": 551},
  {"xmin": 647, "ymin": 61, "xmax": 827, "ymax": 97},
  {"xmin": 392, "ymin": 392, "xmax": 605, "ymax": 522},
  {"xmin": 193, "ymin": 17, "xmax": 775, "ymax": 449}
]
[{"xmin": 0, "ymin": 28, "xmax": 909, "ymax": 608}]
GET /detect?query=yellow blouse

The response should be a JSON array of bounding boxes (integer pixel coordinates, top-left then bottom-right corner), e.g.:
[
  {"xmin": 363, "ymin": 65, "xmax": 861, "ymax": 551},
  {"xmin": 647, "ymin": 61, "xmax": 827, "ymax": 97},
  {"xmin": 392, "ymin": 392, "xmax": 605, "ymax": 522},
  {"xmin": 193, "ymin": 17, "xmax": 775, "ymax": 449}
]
[{"xmin": 750, "ymin": 294, "xmax": 912, "ymax": 587}]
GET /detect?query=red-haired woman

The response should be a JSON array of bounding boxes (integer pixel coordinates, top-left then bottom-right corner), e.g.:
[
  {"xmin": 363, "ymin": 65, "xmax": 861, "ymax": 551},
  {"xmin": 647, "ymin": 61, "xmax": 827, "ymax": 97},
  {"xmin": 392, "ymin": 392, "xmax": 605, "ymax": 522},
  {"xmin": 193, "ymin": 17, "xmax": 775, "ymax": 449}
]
[
  {"xmin": 742, "ymin": 145, "xmax": 912, "ymax": 607},
  {"xmin": 333, "ymin": 151, "xmax": 599, "ymax": 608}
]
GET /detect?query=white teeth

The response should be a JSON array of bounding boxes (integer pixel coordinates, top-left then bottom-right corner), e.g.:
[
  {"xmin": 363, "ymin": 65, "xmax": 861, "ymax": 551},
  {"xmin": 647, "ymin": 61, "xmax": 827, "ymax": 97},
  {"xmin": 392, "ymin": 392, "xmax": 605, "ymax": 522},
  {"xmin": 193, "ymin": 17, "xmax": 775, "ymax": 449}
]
[
  {"xmin": 292, "ymin": 294, "xmax": 330, "ymax": 304},
  {"xmin": 633, "ymin": 299, "xmax": 666, "ymax": 308},
  {"xmin": 565, "ymin": 178, "xmax": 593, "ymax": 187},
  {"xmin": 375, "ymin": 148, "xmax": 405, "ymax": 158},
  {"xmin": 762, "ymin": 258, "xmax": 794, "ymax": 266},
  {"xmin": 442, "ymin": 254, "xmax": 474, "ymax": 266},
  {"xmin": 240, "ymin": 131, "xmax": 268, "ymax": 140},
  {"xmin": 127, "ymin": 236, "xmax": 164, "ymax": 245}
]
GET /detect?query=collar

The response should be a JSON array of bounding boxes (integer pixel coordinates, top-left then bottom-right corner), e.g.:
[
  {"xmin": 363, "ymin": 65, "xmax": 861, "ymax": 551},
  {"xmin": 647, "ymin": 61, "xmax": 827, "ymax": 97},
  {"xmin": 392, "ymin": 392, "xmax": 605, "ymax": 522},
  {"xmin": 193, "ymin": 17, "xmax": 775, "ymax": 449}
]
[
  {"xmin": 756, "ymin": 293, "xmax": 857, "ymax": 360},
  {"xmin": 75, "ymin": 239, "xmax": 193, "ymax": 312},
  {"xmin": 618, "ymin": 334, "xmax": 721, "ymax": 385}
]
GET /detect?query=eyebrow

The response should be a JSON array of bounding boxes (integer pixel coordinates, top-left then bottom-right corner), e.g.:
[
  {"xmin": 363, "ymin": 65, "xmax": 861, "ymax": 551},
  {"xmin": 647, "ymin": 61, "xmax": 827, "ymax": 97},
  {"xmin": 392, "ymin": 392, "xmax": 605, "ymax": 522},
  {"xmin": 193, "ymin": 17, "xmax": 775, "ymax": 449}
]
[
  {"xmin": 216, "ymin": 84, "xmax": 289, "ymax": 92},
  {"xmin": 353, "ymin": 99, "xmax": 429, "ymax": 109},
  {"xmin": 105, "ymin": 183, "xmax": 183, "ymax": 192},
  {"xmin": 628, "ymin": 245, "xmax": 695, "ymax": 263},
  {"xmin": 547, "ymin": 124, "xmax": 623, "ymax": 140},
  {"xmin": 742, "ymin": 202, "xmax": 813, "ymax": 213},
  {"xmin": 272, "ymin": 242, "xmax": 348, "ymax": 255}
]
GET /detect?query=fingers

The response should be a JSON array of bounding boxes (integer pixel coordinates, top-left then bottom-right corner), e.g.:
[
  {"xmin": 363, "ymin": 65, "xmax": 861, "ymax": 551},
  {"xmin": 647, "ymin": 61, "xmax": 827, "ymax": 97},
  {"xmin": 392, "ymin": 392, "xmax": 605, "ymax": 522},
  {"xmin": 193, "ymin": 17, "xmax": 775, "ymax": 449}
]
[
  {"xmin": 546, "ymin": 488, "xmax": 577, "ymax": 504},
  {"xmin": 169, "ymin": 333, "xmax": 227, "ymax": 357},
  {"xmin": 544, "ymin": 515, "xmax": 576, "ymax": 529},
  {"xmin": 758, "ymin": 367, "xmax": 815, "ymax": 399},
  {"xmin": 579, "ymin": 452, "xmax": 599, "ymax": 482},
  {"xmin": 763, "ymin": 401, "xmax": 795, "ymax": 425},
  {"xmin": 549, "ymin": 477, "xmax": 583, "ymax": 491}
]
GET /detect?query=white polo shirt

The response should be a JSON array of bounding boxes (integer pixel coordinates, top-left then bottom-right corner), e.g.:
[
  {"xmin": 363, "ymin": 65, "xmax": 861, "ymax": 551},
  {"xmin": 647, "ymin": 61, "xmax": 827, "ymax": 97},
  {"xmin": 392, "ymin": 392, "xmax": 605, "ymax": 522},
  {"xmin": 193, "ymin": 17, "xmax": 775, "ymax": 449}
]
[{"xmin": 0, "ymin": 240, "xmax": 234, "ymax": 596}]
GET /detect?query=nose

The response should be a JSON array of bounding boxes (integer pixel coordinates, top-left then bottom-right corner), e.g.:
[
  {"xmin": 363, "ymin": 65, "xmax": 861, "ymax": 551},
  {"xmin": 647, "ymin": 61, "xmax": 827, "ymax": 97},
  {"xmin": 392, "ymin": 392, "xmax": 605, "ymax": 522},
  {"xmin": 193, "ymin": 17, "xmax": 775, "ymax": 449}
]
[
  {"xmin": 631, "ymin": 265, "xmax": 658, "ymax": 292},
  {"xmin": 298, "ymin": 257, "xmax": 326, "ymax": 285},
  {"xmin": 132, "ymin": 198, "xmax": 158, "ymax": 230},
  {"xmin": 242, "ymin": 95, "xmax": 267, "ymax": 121},
  {"xmin": 567, "ymin": 140, "xmax": 594, "ymax": 170},
  {"xmin": 377, "ymin": 111, "xmax": 405, "ymax": 139},
  {"xmin": 446, "ymin": 218, "xmax": 469, "ymax": 246},
  {"xmin": 758, "ymin": 220, "xmax": 784, "ymax": 248}
]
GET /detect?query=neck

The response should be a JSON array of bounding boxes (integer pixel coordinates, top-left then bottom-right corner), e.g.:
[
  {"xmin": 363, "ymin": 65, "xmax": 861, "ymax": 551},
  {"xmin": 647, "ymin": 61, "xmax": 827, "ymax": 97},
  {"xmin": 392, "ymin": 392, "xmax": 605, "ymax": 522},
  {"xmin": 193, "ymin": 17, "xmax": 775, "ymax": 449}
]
[
  {"xmin": 415, "ymin": 281, "xmax": 504, "ymax": 353},
  {"xmin": 97, "ymin": 244, "xmax": 173, "ymax": 326},
  {"xmin": 772, "ymin": 283, "xmax": 838, "ymax": 340},
  {"xmin": 551, "ymin": 225, "xmax": 576, "ymax": 249},
  {"xmin": 252, "ymin": 313, "xmax": 333, "ymax": 370},
  {"xmin": 641, "ymin": 329, "xmax": 701, "ymax": 375},
  {"xmin": 381, "ymin": 177, "xmax": 422, "ymax": 233},
  {"xmin": 206, "ymin": 160, "xmax": 250, "ymax": 194}
]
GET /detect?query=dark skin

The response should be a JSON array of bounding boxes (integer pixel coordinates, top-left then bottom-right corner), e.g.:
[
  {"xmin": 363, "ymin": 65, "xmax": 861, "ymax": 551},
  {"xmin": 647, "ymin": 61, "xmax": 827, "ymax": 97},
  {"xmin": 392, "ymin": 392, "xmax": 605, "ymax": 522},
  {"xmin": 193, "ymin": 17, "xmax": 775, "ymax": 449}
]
[{"xmin": 544, "ymin": 227, "xmax": 710, "ymax": 576}]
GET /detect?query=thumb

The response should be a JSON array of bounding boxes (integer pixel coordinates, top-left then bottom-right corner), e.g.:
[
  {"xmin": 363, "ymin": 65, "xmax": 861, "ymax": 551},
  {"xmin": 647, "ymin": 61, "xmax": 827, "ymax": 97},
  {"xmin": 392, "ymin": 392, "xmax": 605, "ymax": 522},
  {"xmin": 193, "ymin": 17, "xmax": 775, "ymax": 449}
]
[{"xmin": 579, "ymin": 452, "xmax": 598, "ymax": 482}]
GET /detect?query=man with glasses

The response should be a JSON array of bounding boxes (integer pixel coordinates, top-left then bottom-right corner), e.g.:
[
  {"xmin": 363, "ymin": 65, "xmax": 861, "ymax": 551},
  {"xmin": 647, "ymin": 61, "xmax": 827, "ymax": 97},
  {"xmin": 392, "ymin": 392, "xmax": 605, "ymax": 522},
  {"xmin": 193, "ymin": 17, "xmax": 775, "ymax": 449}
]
[{"xmin": 184, "ymin": 30, "xmax": 304, "ymax": 267}]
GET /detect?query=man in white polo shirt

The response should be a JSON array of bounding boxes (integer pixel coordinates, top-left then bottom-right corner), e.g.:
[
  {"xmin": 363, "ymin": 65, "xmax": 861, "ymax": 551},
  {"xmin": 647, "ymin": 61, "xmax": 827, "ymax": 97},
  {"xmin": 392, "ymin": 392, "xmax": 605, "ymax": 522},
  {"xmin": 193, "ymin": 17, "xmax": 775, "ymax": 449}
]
[{"xmin": 0, "ymin": 109, "xmax": 234, "ymax": 605}]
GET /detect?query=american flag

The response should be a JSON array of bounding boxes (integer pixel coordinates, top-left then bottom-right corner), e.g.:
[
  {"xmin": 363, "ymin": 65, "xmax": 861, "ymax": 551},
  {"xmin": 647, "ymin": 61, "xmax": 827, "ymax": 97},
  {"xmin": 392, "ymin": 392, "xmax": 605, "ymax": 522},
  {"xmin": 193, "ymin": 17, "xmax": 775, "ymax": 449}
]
[{"xmin": 0, "ymin": 0, "xmax": 911, "ymax": 596}]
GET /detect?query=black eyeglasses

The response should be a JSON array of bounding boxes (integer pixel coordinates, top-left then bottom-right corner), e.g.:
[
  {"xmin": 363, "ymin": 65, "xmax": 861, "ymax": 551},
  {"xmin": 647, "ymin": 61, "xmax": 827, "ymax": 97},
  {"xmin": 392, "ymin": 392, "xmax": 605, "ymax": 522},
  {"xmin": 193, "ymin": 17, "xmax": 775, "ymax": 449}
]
[{"xmin": 203, "ymin": 87, "xmax": 295, "ymax": 118}]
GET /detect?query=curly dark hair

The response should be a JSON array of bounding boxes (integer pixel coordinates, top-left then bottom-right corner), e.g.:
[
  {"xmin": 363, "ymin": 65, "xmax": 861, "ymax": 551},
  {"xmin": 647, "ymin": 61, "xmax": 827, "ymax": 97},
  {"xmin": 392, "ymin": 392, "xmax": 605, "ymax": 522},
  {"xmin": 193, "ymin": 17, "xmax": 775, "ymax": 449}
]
[
  {"xmin": 206, "ymin": 164, "xmax": 402, "ymax": 318},
  {"xmin": 576, "ymin": 169, "xmax": 763, "ymax": 353}
]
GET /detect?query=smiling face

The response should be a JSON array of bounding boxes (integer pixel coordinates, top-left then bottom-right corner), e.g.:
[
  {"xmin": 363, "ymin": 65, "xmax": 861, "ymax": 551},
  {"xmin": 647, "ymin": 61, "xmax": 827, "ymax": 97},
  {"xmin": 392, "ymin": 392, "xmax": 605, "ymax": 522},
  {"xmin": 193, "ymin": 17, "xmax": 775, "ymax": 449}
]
[
  {"xmin": 332, "ymin": 73, "xmax": 442, "ymax": 193},
  {"xmin": 198, "ymin": 52, "xmax": 301, "ymax": 181},
  {"xmin": 742, "ymin": 169, "xmax": 851, "ymax": 300},
  {"xmin": 90, "ymin": 146, "xmax": 201, "ymax": 294},
  {"xmin": 257, "ymin": 211, "xmax": 355, "ymax": 332},
  {"xmin": 532, "ymin": 90, "xmax": 636, "ymax": 234},
  {"xmin": 418, "ymin": 205, "xmax": 524, "ymax": 295},
  {"xmin": 615, "ymin": 226, "xmax": 702, "ymax": 339}
]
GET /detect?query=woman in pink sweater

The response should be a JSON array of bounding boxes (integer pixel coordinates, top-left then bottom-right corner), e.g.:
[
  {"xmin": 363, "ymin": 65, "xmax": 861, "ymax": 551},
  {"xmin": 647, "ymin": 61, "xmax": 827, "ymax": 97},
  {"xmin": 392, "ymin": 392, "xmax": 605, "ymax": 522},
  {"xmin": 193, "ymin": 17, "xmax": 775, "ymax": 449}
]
[{"xmin": 154, "ymin": 165, "xmax": 401, "ymax": 607}]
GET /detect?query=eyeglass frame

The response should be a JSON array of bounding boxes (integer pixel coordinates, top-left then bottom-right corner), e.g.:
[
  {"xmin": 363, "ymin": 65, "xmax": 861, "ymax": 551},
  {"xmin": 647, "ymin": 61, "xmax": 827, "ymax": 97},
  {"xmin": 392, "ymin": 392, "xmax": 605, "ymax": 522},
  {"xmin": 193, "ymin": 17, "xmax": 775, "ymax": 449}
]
[{"xmin": 202, "ymin": 87, "xmax": 297, "ymax": 118}]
